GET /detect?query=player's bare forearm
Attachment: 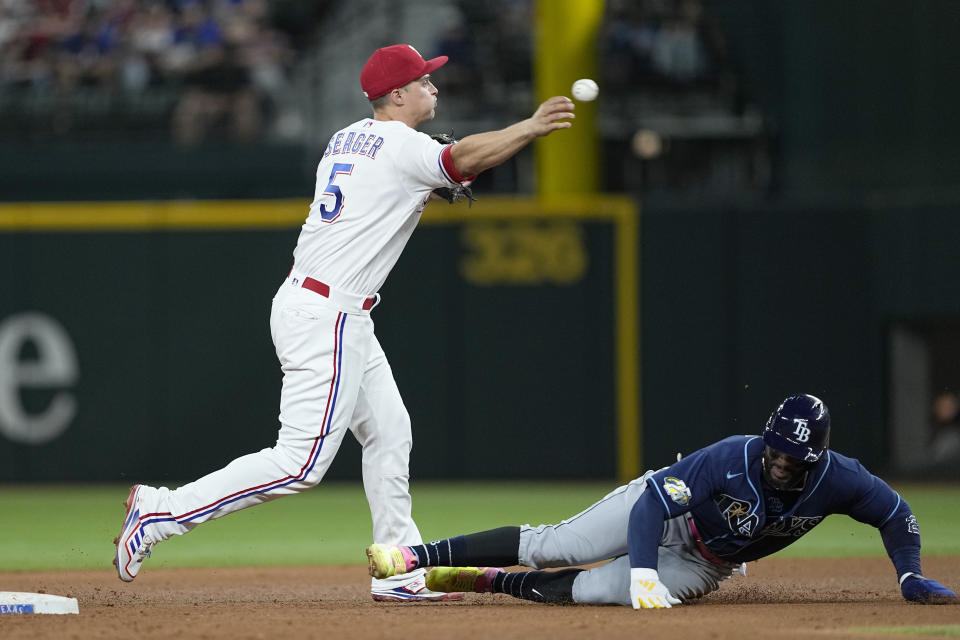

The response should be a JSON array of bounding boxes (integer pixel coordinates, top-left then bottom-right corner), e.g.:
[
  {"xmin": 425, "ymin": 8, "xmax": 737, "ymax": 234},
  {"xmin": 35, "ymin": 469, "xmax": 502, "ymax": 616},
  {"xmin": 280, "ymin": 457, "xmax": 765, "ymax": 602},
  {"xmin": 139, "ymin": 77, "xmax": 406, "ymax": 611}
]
[
  {"xmin": 451, "ymin": 96, "xmax": 574, "ymax": 176},
  {"xmin": 450, "ymin": 123, "xmax": 536, "ymax": 176}
]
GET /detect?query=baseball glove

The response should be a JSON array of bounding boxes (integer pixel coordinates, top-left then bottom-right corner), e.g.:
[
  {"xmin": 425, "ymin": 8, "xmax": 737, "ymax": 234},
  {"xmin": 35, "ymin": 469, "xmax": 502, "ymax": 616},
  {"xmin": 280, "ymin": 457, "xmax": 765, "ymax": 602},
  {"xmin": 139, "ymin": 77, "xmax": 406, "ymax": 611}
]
[{"xmin": 431, "ymin": 133, "xmax": 476, "ymax": 206}]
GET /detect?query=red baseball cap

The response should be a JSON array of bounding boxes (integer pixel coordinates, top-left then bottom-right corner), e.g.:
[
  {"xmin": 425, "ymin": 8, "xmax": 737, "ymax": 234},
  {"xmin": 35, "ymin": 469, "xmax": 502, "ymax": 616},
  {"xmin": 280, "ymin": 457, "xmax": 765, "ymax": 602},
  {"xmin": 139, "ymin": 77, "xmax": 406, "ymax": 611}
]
[{"xmin": 361, "ymin": 44, "xmax": 448, "ymax": 100}]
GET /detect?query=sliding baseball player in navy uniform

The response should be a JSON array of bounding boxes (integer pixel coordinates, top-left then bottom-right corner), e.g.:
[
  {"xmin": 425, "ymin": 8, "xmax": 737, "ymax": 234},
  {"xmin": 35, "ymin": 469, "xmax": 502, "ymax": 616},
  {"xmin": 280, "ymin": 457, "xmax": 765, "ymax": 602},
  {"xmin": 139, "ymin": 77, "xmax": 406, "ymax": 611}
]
[{"xmin": 366, "ymin": 394, "xmax": 957, "ymax": 607}]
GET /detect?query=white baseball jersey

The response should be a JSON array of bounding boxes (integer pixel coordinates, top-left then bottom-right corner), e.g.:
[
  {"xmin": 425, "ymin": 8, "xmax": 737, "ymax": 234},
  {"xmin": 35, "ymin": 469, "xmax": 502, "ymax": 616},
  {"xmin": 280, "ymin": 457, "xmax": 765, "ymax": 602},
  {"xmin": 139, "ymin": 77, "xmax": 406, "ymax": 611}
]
[
  {"xmin": 121, "ymin": 114, "xmax": 470, "ymax": 600},
  {"xmin": 293, "ymin": 118, "xmax": 467, "ymax": 295}
]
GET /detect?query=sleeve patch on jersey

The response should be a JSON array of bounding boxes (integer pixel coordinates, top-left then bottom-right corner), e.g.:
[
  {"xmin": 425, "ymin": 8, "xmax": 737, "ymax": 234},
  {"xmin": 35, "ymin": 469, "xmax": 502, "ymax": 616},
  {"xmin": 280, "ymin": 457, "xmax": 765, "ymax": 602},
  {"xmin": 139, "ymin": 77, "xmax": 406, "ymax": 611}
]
[
  {"xmin": 439, "ymin": 144, "xmax": 477, "ymax": 184},
  {"xmin": 663, "ymin": 477, "xmax": 691, "ymax": 506},
  {"xmin": 906, "ymin": 514, "xmax": 920, "ymax": 535}
]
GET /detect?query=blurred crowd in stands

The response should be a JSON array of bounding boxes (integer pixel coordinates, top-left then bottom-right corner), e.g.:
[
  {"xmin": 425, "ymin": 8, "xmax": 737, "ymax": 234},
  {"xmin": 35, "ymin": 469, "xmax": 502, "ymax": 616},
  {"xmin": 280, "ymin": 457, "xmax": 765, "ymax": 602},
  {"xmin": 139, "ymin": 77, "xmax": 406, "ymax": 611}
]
[
  {"xmin": 601, "ymin": 0, "xmax": 732, "ymax": 90},
  {"xmin": 1, "ymin": 0, "xmax": 736, "ymax": 138},
  {"xmin": 0, "ymin": 0, "xmax": 322, "ymax": 144},
  {"xmin": 0, "ymin": 0, "xmax": 764, "ymax": 195},
  {"xmin": 428, "ymin": 0, "xmax": 736, "ymax": 108},
  {"xmin": 429, "ymin": 0, "xmax": 533, "ymax": 105}
]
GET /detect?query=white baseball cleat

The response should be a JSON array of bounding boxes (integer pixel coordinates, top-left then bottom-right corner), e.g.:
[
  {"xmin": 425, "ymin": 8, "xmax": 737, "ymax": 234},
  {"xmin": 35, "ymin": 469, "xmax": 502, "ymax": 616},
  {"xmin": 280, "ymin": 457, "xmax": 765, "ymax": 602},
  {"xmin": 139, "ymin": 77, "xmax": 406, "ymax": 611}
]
[
  {"xmin": 113, "ymin": 485, "xmax": 158, "ymax": 582},
  {"xmin": 370, "ymin": 575, "xmax": 464, "ymax": 602}
]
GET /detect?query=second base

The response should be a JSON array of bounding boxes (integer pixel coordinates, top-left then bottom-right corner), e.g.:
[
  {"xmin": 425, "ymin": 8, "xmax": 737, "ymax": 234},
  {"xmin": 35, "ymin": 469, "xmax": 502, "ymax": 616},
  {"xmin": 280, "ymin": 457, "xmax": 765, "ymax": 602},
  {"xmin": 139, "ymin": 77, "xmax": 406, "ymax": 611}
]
[{"xmin": 0, "ymin": 592, "xmax": 79, "ymax": 615}]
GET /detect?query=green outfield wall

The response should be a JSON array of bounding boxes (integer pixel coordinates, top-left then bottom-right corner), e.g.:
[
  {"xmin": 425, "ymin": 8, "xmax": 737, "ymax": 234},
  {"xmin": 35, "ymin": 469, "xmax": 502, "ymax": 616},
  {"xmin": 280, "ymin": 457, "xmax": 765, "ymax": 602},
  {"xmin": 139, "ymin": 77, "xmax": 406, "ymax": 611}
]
[
  {"xmin": 0, "ymin": 198, "xmax": 628, "ymax": 482},
  {"xmin": 640, "ymin": 199, "xmax": 960, "ymax": 474},
  {"xmin": 3, "ymin": 197, "xmax": 960, "ymax": 482}
]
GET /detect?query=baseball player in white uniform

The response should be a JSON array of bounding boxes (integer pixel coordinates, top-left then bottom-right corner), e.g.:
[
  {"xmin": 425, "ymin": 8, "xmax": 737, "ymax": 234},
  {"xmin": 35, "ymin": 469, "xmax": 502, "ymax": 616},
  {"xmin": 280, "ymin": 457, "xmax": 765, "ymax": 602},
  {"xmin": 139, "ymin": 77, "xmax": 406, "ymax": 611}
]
[{"xmin": 114, "ymin": 43, "xmax": 575, "ymax": 601}]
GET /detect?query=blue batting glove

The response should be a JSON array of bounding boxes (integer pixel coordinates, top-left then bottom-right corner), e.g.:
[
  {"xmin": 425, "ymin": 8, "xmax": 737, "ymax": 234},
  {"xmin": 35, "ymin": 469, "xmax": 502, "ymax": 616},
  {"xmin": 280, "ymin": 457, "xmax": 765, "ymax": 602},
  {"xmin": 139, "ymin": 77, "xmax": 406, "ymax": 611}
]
[{"xmin": 900, "ymin": 574, "xmax": 957, "ymax": 604}]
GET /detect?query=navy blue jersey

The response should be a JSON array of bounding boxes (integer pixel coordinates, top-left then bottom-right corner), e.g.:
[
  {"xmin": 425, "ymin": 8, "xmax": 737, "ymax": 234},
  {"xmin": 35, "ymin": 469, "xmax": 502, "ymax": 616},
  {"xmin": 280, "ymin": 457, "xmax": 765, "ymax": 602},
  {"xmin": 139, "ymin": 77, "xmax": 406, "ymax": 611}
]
[{"xmin": 642, "ymin": 435, "xmax": 920, "ymax": 564}]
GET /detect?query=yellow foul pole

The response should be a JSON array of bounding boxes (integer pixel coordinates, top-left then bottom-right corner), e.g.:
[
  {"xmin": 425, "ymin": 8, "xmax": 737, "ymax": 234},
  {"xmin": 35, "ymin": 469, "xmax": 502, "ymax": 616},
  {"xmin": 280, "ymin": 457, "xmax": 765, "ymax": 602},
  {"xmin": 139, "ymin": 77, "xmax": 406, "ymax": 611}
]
[
  {"xmin": 533, "ymin": 0, "xmax": 604, "ymax": 197},
  {"xmin": 534, "ymin": 1, "xmax": 642, "ymax": 482}
]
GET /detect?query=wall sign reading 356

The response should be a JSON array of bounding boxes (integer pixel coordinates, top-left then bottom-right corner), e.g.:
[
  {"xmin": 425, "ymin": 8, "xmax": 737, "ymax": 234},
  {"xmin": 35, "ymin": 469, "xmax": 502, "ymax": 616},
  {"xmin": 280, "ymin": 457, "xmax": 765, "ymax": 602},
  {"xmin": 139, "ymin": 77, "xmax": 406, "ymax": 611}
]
[{"xmin": 459, "ymin": 221, "xmax": 588, "ymax": 285}]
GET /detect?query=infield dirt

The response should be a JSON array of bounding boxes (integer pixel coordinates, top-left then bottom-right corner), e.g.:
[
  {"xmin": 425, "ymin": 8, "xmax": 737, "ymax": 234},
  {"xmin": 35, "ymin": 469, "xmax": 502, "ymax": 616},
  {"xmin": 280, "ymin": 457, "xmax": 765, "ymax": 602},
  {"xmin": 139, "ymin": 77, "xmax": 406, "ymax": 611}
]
[{"xmin": 2, "ymin": 557, "xmax": 958, "ymax": 639}]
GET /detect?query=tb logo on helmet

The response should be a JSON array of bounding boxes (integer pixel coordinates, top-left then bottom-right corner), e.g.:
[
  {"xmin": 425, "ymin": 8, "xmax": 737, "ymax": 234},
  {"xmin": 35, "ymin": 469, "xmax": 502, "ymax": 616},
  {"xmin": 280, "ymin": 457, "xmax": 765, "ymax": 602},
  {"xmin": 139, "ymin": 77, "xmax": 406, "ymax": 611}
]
[{"xmin": 762, "ymin": 394, "xmax": 832, "ymax": 463}]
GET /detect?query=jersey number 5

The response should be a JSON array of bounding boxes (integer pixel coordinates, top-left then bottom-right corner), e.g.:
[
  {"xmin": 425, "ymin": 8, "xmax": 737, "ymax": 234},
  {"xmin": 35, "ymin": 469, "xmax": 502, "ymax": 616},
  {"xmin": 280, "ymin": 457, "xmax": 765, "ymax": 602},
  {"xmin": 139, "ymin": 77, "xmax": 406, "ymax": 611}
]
[{"xmin": 318, "ymin": 162, "xmax": 354, "ymax": 222}]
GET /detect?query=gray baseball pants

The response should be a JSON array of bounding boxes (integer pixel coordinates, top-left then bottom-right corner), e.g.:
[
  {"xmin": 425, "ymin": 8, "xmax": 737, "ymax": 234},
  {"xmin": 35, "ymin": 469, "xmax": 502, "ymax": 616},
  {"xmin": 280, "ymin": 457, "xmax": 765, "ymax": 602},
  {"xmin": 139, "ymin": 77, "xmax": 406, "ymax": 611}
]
[{"xmin": 517, "ymin": 471, "xmax": 739, "ymax": 605}]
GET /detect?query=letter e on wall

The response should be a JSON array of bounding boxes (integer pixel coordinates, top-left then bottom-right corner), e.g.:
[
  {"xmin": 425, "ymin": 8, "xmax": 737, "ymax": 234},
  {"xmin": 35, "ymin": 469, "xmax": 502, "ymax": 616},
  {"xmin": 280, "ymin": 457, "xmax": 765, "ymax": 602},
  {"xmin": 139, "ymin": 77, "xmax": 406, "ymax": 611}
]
[{"xmin": 0, "ymin": 312, "xmax": 78, "ymax": 445}]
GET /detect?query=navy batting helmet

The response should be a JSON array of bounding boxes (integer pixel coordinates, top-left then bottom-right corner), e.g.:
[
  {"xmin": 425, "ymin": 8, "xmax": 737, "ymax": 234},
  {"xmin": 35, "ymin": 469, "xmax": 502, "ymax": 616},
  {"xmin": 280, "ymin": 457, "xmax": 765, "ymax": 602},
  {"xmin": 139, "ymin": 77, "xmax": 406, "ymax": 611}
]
[{"xmin": 762, "ymin": 394, "xmax": 831, "ymax": 462}]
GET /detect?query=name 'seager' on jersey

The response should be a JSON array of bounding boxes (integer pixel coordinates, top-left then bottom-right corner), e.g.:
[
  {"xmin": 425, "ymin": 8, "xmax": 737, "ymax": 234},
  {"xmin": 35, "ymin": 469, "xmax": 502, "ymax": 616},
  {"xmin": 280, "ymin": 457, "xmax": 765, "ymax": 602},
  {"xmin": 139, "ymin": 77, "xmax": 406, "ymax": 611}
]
[{"xmin": 323, "ymin": 131, "xmax": 386, "ymax": 159}]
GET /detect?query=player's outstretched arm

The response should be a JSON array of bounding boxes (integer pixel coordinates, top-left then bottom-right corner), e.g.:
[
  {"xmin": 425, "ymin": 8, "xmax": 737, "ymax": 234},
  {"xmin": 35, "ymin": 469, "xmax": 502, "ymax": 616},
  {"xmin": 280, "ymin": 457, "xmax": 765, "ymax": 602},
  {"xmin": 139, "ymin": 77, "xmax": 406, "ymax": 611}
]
[
  {"xmin": 858, "ymin": 477, "xmax": 958, "ymax": 605},
  {"xmin": 626, "ymin": 491, "xmax": 680, "ymax": 609},
  {"xmin": 450, "ymin": 96, "xmax": 574, "ymax": 177}
]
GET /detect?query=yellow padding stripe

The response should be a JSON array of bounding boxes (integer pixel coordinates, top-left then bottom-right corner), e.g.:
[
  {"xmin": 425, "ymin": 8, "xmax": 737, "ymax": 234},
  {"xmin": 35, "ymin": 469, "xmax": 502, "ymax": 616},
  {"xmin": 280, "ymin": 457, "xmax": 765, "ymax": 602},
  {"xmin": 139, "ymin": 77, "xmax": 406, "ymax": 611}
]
[
  {"xmin": 0, "ymin": 196, "xmax": 630, "ymax": 229},
  {"xmin": 0, "ymin": 200, "xmax": 307, "ymax": 230}
]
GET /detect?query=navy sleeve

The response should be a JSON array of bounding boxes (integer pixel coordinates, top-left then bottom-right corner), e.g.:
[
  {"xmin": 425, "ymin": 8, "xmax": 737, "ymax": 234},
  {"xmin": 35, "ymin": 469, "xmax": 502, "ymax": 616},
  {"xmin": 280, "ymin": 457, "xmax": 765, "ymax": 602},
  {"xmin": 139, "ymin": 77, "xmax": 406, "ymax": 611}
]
[
  {"xmin": 878, "ymin": 502, "xmax": 922, "ymax": 578},
  {"xmin": 626, "ymin": 437, "xmax": 745, "ymax": 569},
  {"xmin": 627, "ymin": 490, "xmax": 668, "ymax": 569},
  {"xmin": 644, "ymin": 442, "xmax": 727, "ymax": 518},
  {"xmin": 840, "ymin": 458, "xmax": 922, "ymax": 578}
]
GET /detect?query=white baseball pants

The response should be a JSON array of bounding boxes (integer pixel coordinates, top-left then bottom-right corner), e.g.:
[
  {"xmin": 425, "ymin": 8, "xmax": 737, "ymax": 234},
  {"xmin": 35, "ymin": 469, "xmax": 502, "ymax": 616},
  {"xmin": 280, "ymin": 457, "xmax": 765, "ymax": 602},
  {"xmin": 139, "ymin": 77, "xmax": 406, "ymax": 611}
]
[{"xmin": 144, "ymin": 274, "xmax": 423, "ymax": 578}]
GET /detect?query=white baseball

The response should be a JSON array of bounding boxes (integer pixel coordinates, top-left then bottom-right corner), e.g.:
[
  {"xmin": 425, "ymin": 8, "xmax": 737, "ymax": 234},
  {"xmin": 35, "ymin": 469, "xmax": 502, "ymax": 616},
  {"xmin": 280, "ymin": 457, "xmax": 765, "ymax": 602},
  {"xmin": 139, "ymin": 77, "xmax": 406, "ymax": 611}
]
[{"xmin": 571, "ymin": 78, "xmax": 599, "ymax": 102}]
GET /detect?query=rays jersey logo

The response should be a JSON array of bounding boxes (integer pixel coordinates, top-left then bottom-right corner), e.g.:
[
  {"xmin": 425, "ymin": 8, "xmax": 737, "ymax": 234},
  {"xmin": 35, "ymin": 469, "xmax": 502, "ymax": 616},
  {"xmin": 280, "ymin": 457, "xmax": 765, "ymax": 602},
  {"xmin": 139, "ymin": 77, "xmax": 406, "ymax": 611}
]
[
  {"xmin": 663, "ymin": 477, "xmax": 691, "ymax": 506},
  {"xmin": 906, "ymin": 515, "xmax": 920, "ymax": 535},
  {"xmin": 715, "ymin": 494, "xmax": 759, "ymax": 535},
  {"xmin": 759, "ymin": 515, "xmax": 824, "ymax": 537}
]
